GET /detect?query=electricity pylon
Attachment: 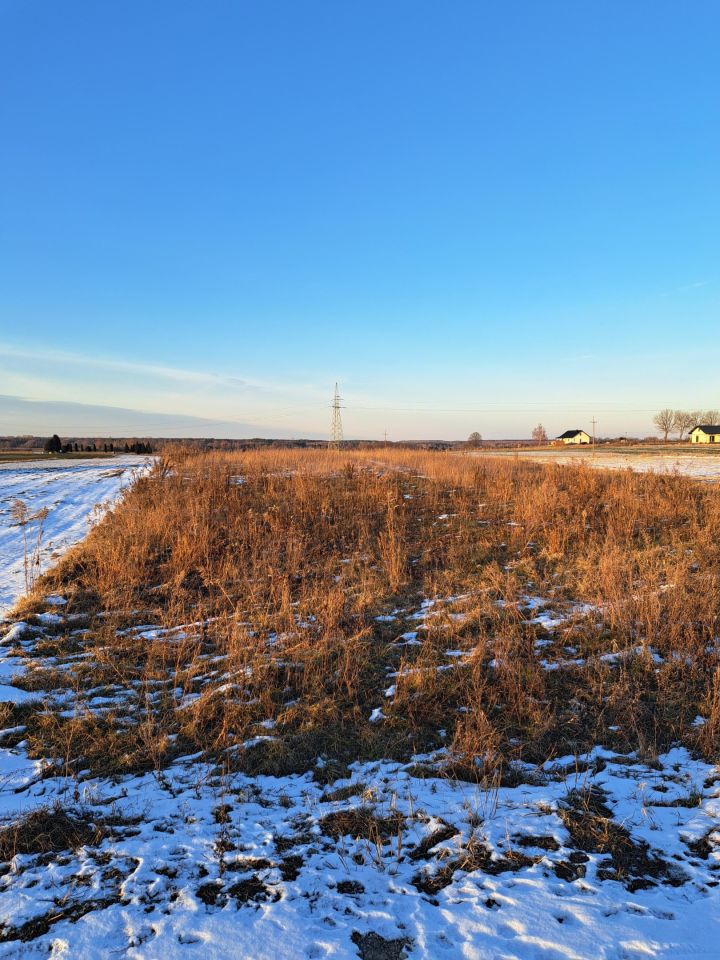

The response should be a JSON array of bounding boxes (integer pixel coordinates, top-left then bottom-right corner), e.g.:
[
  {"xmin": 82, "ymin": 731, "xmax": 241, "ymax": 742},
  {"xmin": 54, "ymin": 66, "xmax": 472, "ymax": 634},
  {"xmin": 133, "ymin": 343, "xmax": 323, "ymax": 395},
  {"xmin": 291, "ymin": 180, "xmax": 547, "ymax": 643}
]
[{"xmin": 330, "ymin": 383, "xmax": 343, "ymax": 449}]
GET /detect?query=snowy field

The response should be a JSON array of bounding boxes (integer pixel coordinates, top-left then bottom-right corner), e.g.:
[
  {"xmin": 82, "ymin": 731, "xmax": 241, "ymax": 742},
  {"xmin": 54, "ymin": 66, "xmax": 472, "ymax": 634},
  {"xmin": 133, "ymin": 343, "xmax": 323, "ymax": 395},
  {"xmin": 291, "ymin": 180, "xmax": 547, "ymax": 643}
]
[
  {"xmin": 0, "ymin": 458, "xmax": 719, "ymax": 957},
  {"xmin": 0, "ymin": 594, "xmax": 718, "ymax": 957},
  {"xmin": 480, "ymin": 450, "xmax": 720, "ymax": 482},
  {"xmin": 0, "ymin": 709, "xmax": 719, "ymax": 957},
  {"xmin": 0, "ymin": 457, "xmax": 152, "ymax": 616}
]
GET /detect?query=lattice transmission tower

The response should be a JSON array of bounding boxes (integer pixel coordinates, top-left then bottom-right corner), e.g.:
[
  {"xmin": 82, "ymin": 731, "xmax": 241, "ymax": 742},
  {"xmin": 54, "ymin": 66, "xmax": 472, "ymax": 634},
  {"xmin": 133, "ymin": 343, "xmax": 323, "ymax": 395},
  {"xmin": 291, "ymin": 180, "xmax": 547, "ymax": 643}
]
[{"xmin": 330, "ymin": 383, "xmax": 343, "ymax": 449}]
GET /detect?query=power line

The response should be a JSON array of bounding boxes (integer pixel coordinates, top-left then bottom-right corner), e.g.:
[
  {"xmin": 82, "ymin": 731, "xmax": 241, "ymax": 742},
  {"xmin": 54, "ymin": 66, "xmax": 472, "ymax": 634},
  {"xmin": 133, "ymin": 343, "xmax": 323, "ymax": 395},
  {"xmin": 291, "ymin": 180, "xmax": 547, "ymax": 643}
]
[{"xmin": 343, "ymin": 405, "xmax": 667, "ymax": 414}]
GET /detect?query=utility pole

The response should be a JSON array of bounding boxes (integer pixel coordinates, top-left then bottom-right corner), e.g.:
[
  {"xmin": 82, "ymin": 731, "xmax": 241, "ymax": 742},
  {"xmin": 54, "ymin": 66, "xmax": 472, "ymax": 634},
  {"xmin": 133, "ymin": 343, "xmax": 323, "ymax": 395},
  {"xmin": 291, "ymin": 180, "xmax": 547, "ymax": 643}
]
[
  {"xmin": 384, "ymin": 429, "xmax": 388, "ymax": 448},
  {"xmin": 591, "ymin": 416, "xmax": 597, "ymax": 456},
  {"xmin": 330, "ymin": 383, "xmax": 343, "ymax": 450}
]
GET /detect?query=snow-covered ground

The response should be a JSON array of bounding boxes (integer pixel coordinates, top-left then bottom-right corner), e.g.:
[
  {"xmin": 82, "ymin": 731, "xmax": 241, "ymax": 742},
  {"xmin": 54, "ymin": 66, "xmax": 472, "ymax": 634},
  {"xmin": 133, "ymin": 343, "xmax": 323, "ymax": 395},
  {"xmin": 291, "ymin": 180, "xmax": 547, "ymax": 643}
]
[
  {"xmin": 480, "ymin": 450, "xmax": 720, "ymax": 481},
  {"xmin": 0, "ymin": 594, "xmax": 718, "ymax": 958},
  {"xmin": 0, "ymin": 721, "xmax": 719, "ymax": 958},
  {"xmin": 0, "ymin": 457, "xmax": 152, "ymax": 616}
]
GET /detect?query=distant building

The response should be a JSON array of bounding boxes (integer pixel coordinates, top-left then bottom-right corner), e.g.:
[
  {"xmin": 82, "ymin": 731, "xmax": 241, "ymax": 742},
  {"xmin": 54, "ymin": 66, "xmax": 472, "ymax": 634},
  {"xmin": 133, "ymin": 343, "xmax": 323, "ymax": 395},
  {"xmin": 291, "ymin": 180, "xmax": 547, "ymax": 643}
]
[
  {"xmin": 556, "ymin": 429, "xmax": 591, "ymax": 445},
  {"xmin": 689, "ymin": 425, "xmax": 720, "ymax": 444}
]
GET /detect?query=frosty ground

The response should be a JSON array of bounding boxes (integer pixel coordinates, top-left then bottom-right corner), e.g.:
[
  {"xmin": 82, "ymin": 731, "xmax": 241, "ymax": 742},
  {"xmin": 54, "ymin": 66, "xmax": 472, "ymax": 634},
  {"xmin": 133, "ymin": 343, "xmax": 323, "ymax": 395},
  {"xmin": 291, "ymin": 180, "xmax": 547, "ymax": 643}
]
[
  {"xmin": 483, "ymin": 449, "xmax": 720, "ymax": 483},
  {"xmin": 0, "ymin": 457, "xmax": 151, "ymax": 616},
  {"xmin": 0, "ymin": 451, "xmax": 719, "ymax": 959},
  {"xmin": 1, "ymin": 596, "xmax": 719, "ymax": 959}
]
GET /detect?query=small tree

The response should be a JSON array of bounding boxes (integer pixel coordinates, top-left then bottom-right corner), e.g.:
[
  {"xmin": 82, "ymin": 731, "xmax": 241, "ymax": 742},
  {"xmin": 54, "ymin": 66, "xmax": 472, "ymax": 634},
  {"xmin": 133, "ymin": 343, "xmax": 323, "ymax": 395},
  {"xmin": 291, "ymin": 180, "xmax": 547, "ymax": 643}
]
[
  {"xmin": 674, "ymin": 410, "xmax": 696, "ymax": 440},
  {"xmin": 467, "ymin": 431, "xmax": 483, "ymax": 448},
  {"xmin": 43, "ymin": 434, "xmax": 62, "ymax": 454},
  {"xmin": 652, "ymin": 409, "xmax": 676, "ymax": 442},
  {"xmin": 531, "ymin": 424, "xmax": 548, "ymax": 445}
]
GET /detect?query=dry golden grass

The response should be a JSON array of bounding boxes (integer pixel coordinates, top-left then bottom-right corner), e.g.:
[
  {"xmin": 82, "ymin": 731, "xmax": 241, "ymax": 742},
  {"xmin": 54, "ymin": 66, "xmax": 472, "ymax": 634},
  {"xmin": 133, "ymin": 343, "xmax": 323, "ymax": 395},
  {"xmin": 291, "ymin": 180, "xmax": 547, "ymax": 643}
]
[{"xmin": 12, "ymin": 447, "xmax": 720, "ymax": 779}]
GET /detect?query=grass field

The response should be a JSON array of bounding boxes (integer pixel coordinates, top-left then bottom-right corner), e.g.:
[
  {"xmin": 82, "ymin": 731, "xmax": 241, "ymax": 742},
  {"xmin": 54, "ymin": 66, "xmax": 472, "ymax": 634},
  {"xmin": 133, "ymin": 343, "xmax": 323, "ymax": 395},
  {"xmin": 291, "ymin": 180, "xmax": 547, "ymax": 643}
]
[
  {"xmin": 16, "ymin": 446, "xmax": 720, "ymax": 771},
  {"xmin": 1, "ymin": 449, "xmax": 719, "ymax": 957},
  {"xmin": 0, "ymin": 451, "xmax": 115, "ymax": 463}
]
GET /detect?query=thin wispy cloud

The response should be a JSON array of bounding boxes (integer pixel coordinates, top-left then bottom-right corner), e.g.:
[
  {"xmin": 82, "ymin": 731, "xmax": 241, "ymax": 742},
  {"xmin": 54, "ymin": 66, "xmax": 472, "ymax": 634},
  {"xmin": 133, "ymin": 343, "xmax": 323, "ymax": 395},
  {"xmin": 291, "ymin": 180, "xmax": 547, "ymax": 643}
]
[
  {"xmin": 659, "ymin": 279, "xmax": 714, "ymax": 297},
  {"xmin": 0, "ymin": 344, "xmax": 322, "ymax": 398},
  {"xmin": 0, "ymin": 394, "xmax": 319, "ymax": 439}
]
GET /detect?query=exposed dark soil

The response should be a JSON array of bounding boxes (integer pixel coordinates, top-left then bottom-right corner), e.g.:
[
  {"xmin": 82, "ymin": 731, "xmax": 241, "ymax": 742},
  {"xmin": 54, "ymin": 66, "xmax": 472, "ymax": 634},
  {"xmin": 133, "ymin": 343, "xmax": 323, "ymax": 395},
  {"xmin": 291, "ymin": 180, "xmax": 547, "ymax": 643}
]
[
  {"xmin": 412, "ymin": 842, "xmax": 540, "ymax": 894},
  {"xmin": 407, "ymin": 822, "xmax": 458, "ymax": 861},
  {"xmin": 351, "ymin": 930, "xmax": 413, "ymax": 960},
  {"xmin": 559, "ymin": 787, "xmax": 687, "ymax": 891}
]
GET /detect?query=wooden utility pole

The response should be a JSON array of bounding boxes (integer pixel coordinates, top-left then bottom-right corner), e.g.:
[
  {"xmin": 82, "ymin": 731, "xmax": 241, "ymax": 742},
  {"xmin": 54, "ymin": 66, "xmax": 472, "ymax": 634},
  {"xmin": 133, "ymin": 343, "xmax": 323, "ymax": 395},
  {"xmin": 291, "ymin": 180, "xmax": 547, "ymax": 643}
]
[{"xmin": 591, "ymin": 416, "xmax": 597, "ymax": 456}]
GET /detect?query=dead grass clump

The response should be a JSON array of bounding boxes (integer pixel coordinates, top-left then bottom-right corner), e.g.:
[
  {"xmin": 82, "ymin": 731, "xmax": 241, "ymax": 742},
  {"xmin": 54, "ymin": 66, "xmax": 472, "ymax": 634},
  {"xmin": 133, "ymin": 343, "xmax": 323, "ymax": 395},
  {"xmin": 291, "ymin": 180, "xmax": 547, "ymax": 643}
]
[
  {"xmin": 320, "ymin": 807, "xmax": 405, "ymax": 842},
  {"xmin": 24, "ymin": 711, "xmax": 179, "ymax": 778},
  {"xmin": 321, "ymin": 782, "xmax": 366, "ymax": 803},
  {"xmin": 0, "ymin": 803, "xmax": 103, "ymax": 860}
]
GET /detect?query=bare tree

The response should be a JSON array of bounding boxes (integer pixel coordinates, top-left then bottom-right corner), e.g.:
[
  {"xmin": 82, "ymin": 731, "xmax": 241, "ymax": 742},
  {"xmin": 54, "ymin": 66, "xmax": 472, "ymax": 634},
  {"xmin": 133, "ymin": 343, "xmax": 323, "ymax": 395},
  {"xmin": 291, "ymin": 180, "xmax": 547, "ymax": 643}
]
[
  {"xmin": 531, "ymin": 424, "xmax": 548, "ymax": 445},
  {"xmin": 467, "ymin": 431, "xmax": 482, "ymax": 448},
  {"xmin": 674, "ymin": 410, "xmax": 696, "ymax": 440},
  {"xmin": 702, "ymin": 409, "xmax": 720, "ymax": 424},
  {"xmin": 653, "ymin": 409, "xmax": 676, "ymax": 442}
]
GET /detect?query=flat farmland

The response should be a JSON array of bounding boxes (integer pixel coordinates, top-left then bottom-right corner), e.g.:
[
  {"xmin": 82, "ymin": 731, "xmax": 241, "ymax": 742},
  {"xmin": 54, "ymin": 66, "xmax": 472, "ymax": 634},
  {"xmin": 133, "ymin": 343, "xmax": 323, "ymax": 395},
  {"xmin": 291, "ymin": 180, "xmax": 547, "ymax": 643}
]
[
  {"xmin": 479, "ymin": 446, "xmax": 720, "ymax": 481},
  {"xmin": 0, "ymin": 449, "xmax": 719, "ymax": 958}
]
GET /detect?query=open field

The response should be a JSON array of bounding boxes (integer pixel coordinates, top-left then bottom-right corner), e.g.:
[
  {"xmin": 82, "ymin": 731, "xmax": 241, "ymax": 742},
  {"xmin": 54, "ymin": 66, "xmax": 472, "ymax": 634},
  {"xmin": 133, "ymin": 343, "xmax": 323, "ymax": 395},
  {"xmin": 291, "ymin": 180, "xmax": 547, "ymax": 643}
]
[
  {"xmin": 0, "ymin": 456, "xmax": 152, "ymax": 616},
  {"xmin": 0, "ymin": 453, "xmax": 47, "ymax": 464},
  {"xmin": 0, "ymin": 452, "xmax": 117, "ymax": 464},
  {"xmin": 0, "ymin": 449, "xmax": 719, "ymax": 957},
  {"xmin": 480, "ymin": 447, "xmax": 720, "ymax": 482}
]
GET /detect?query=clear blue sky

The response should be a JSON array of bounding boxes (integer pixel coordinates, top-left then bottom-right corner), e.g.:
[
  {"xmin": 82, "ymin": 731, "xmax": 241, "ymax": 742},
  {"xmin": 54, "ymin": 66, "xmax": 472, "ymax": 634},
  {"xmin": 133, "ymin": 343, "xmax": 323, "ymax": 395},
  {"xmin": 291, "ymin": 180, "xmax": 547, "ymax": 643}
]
[{"xmin": 1, "ymin": 0, "xmax": 718, "ymax": 439}]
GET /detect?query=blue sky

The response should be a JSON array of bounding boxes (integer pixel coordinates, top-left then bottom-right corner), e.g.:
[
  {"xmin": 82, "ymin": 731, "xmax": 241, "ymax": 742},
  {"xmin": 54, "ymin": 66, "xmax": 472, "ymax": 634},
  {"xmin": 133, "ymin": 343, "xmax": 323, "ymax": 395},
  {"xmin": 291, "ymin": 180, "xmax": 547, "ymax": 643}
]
[{"xmin": 1, "ymin": 1, "xmax": 719, "ymax": 439}]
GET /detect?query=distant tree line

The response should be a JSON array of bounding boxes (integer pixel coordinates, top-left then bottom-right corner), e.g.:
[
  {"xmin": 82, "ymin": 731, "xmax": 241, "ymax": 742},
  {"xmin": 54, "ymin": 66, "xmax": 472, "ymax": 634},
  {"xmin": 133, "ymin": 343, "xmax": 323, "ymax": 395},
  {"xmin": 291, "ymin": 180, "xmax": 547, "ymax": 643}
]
[
  {"xmin": 123, "ymin": 441, "xmax": 153, "ymax": 453},
  {"xmin": 42, "ymin": 435, "xmax": 152, "ymax": 454},
  {"xmin": 652, "ymin": 409, "xmax": 720, "ymax": 442}
]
